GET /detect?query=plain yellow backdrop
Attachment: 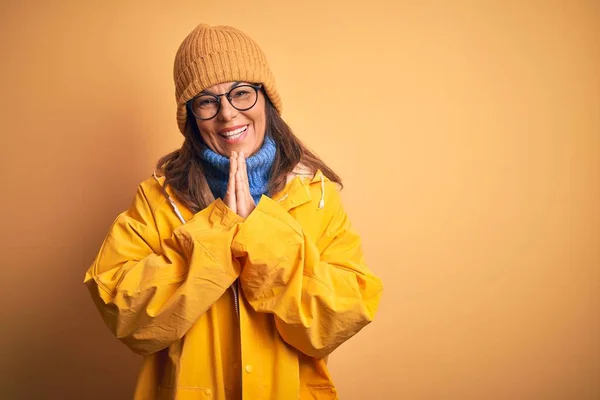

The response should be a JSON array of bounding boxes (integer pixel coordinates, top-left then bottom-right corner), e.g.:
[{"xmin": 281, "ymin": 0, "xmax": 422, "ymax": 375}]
[{"xmin": 1, "ymin": 1, "xmax": 598, "ymax": 399}]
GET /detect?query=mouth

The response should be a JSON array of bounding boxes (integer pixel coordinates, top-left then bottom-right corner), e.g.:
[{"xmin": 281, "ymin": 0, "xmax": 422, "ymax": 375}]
[{"xmin": 218, "ymin": 125, "xmax": 249, "ymax": 143}]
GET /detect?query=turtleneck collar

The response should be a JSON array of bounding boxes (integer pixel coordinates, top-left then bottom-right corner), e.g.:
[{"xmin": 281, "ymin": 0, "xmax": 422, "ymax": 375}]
[{"xmin": 199, "ymin": 136, "xmax": 277, "ymax": 204}]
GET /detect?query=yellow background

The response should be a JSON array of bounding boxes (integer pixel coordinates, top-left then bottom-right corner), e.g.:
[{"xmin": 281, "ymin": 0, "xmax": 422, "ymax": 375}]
[{"xmin": 1, "ymin": 1, "xmax": 598, "ymax": 399}]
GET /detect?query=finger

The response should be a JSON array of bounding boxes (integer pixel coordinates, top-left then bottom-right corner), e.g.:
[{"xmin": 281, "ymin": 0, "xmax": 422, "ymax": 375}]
[
  {"xmin": 236, "ymin": 153, "xmax": 245, "ymax": 195},
  {"xmin": 240, "ymin": 152, "xmax": 253, "ymax": 204},
  {"xmin": 225, "ymin": 152, "xmax": 237, "ymax": 210},
  {"xmin": 243, "ymin": 153, "xmax": 252, "ymax": 199},
  {"xmin": 236, "ymin": 152, "xmax": 246, "ymax": 211},
  {"xmin": 228, "ymin": 151, "xmax": 238, "ymax": 192}
]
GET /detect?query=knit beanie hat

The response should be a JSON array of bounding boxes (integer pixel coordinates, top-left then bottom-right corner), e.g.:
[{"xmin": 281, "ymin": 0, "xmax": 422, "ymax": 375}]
[{"xmin": 173, "ymin": 24, "xmax": 283, "ymax": 135}]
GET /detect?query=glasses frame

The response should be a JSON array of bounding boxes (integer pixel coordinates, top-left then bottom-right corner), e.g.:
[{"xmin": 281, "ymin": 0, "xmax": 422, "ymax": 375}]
[{"xmin": 187, "ymin": 83, "xmax": 263, "ymax": 121}]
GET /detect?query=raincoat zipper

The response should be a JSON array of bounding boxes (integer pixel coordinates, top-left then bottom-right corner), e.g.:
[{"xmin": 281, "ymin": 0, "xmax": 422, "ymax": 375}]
[{"xmin": 231, "ymin": 281, "xmax": 239, "ymax": 318}]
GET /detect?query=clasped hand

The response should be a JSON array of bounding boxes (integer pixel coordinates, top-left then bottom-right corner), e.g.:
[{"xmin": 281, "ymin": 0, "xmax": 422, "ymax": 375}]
[{"xmin": 223, "ymin": 151, "xmax": 256, "ymax": 218}]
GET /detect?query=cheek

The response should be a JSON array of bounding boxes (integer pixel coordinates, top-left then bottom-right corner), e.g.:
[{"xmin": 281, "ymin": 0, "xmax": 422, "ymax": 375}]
[
  {"xmin": 252, "ymin": 116, "xmax": 266, "ymax": 138},
  {"xmin": 251, "ymin": 102, "xmax": 267, "ymax": 131},
  {"xmin": 255, "ymin": 114, "xmax": 266, "ymax": 128},
  {"xmin": 196, "ymin": 121, "xmax": 214, "ymax": 140}
]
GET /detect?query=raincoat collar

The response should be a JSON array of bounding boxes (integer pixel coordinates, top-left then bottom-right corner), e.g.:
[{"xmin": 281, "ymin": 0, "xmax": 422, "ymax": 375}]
[
  {"xmin": 273, "ymin": 169, "xmax": 325, "ymax": 212},
  {"xmin": 153, "ymin": 168, "xmax": 326, "ymax": 221}
]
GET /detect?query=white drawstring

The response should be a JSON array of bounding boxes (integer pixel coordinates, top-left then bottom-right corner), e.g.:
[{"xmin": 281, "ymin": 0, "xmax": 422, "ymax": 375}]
[
  {"xmin": 318, "ymin": 174, "xmax": 325, "ymax": 209},
  {"xmin": 153, "ymin": 171, "xmax": 186, "ymax": 224},
  {"xmin": 168, "ymin": 198, "xmax": 186, "ymax": 225},
  {"xmin": 278, "ymin": 174, "xmax": 324, "ymax": 209}
]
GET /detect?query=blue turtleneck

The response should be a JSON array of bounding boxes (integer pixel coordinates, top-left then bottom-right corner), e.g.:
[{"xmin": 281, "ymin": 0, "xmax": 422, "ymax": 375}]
[{"xmin": 199, "ymin": 136, "xmax": 277, "ymax": 204}]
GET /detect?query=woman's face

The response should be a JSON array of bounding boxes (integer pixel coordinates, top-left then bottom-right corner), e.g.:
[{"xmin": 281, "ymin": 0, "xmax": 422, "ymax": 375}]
[{"xmin": 192, "ymin": 81, "xmax": 267, "ymax": 157}]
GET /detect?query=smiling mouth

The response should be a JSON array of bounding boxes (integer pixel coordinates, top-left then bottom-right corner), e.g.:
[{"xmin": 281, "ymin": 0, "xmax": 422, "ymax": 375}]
[{"xmin": 218, "ymin": 125, "xmax": 248, "ymax": 141}]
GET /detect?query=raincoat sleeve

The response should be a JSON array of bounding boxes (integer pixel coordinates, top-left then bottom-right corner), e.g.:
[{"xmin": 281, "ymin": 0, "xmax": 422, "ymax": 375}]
[
  {"xmin": 231, "ymin": 183, "xmax": 383, "ymax": 359},
  {"xmin": 84, "ymin": 182, "xmax": 243, "ymax": 355}
]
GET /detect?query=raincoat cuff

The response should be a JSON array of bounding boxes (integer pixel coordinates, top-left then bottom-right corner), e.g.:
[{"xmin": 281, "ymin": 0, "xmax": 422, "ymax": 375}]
[
  {"xmin": 174, "ymin": 199, "xmax": 244, "ymax": 278},
  {"xmin": 232, "ymin": 195, "xmax": 303, "ymax": 255}
]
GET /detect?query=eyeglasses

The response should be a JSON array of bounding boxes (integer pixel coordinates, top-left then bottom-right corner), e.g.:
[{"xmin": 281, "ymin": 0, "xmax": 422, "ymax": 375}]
[{"xmin": 187, "ymin": 83, "xmax": 262, "ymax": 121}]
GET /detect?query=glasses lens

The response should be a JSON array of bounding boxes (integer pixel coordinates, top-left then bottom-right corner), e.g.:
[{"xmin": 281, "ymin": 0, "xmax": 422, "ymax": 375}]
[
  {"xmin": 229, "ymin": 85, "xmax": 258, "ymax": 111},
  {"xmin": 192, "ymin": 95, "xmax": 219, "ymax": 119}
]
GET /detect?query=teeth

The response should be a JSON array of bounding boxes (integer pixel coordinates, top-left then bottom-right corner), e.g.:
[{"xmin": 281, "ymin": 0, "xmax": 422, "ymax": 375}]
[
  {"xmin": 226, "ymin": 132, "xmax": 243, "ymax": 140},
  {"xmin": 222, "ymin": 126, "xmax": 247, "ymax": 137}
]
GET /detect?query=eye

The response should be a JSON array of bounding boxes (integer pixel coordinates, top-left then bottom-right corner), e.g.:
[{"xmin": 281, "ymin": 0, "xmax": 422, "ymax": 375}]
[
  {"xmin": 195, "ymin": 96, "xmax": 218, "ymax": 107},
  {"xmin": 232, "ymin": 89, "xmax": 250, "ymax": 98}
]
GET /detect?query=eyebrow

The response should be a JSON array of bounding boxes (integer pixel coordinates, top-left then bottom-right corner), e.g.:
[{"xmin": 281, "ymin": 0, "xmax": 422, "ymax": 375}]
[{"xmin": 199, "ymin": 81, "xmax": 242, "ymax": 95}]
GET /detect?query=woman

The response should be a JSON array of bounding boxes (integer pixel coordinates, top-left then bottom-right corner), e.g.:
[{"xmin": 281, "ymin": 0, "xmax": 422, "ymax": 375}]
[{"xmin": 85, "ymin": 24, "xmax": 383, "ymax": 400}]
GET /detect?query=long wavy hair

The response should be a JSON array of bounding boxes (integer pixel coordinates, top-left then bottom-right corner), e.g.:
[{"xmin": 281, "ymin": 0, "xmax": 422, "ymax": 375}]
[{"xmin": 156, "ymin": 96, "xmax": 342, "ymax": 214}]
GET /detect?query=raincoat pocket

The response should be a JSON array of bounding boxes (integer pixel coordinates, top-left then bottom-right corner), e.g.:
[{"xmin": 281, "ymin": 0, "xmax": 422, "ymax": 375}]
[
  {"xmin": 157, "ymin": 386, "xmax": 215, "ymax": 400},
  {"xmin": 304, "ymin": 385, "xmax": 339, "ymax": 399}
]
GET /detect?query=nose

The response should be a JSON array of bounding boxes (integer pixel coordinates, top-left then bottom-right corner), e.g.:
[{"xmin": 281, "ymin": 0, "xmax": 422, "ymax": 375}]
[{"xmin": 217, "ymin": 96, "xmax": 238, "ymax": 122}]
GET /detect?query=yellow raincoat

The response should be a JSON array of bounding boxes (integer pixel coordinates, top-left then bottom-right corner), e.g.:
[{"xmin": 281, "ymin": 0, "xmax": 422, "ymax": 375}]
[{"xmin": 84, "ymin": 170, "xmax": 383, "ymax": 399}]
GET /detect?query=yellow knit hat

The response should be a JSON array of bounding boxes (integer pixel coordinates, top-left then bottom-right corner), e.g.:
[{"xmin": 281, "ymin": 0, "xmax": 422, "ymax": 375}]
[{"xmin": 173, "ymin": 24, "xmax": 283, "ymax": 135}]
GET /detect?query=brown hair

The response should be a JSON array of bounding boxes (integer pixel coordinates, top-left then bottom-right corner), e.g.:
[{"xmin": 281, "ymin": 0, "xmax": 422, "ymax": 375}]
[{"xmin": 156, "ymin": 98, "xmax": 342, "ymax": 214}]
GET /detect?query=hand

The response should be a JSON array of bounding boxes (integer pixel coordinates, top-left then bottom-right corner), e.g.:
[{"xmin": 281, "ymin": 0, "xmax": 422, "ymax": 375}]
[{"xmin": 223, "ymin": 151, "xmax": 256, "ymax": 218}]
